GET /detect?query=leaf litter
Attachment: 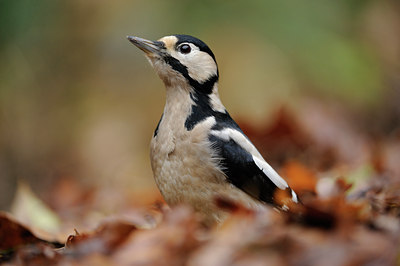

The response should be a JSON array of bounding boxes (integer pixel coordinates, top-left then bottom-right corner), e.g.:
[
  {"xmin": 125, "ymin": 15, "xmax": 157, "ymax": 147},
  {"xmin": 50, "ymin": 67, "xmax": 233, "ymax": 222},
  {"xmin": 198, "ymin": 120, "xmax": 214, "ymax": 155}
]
[{"xmin": 1, "ymin": 101, "xmax": 400, "ymax": 265}]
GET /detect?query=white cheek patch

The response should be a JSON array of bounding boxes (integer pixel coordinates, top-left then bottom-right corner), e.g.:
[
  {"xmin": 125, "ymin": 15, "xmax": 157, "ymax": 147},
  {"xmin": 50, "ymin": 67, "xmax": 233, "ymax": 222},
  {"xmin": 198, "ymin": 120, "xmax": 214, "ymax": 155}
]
[
  {"xmin": 156, "ymin": 37, "xmax": 218, "ymax": 84},
  {"xmin": 185, "ymin": 52, "xmax": 218, "ymax": 83},
  {"xmin": 170, "ymin": 49, "xmax": 218, "ymax": 84}
]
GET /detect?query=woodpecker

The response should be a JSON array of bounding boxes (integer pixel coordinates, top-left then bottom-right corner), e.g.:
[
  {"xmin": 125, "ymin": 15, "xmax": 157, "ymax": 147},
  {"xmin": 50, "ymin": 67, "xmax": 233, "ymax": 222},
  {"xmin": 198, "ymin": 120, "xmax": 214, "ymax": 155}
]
[{"xmin": 127, "ymin": 34, "xmax": 298, "ymax": 225}]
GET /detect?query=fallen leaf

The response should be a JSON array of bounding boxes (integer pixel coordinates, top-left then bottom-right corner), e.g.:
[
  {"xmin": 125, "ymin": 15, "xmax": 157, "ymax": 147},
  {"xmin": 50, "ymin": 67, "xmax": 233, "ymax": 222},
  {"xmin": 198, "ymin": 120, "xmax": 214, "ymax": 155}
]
[
  {"xmin": 281, "ymin": 160, "xmax": 318, "ymax": 196},
  {"xmin": 0, "ymin": 212, "xmax": 63, "ymax": 263},
  {"xmin": 11, "ymin": 181, "xmax": 61, "ymax": 234},
  {"xmin": 65, "ymin": 220, "xmax": 137, "ymax": 256}
]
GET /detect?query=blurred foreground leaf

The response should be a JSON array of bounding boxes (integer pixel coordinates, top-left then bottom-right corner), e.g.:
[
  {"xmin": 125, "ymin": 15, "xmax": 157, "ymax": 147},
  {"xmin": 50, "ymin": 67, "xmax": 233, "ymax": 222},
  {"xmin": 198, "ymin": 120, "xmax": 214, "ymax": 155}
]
[{"xmin": 11, "ymin": 181, "xmax": 61, "ymax": 234}]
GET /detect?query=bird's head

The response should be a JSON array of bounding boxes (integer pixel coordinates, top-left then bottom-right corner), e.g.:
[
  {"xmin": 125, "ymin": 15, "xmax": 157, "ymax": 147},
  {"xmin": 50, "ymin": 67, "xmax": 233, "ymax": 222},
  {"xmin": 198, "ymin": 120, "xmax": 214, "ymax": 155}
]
[{"xmin": 128, "ymin": 35, "xmax": 219, "ymax": 94}]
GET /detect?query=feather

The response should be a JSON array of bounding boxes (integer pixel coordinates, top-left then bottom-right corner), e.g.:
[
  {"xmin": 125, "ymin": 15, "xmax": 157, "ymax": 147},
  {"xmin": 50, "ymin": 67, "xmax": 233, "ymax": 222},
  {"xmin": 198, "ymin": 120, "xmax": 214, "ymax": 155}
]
[{"xmin": 209, "ymin": 127, "xmax": 297, "ymax": 204}]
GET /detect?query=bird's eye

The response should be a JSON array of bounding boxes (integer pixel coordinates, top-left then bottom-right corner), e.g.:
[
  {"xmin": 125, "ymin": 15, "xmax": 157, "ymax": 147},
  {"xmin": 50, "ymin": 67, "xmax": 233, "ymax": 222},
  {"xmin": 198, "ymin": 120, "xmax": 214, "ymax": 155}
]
[{"xmin": 178, "ymin": 44, "xmax": 191, "ymax": 54}]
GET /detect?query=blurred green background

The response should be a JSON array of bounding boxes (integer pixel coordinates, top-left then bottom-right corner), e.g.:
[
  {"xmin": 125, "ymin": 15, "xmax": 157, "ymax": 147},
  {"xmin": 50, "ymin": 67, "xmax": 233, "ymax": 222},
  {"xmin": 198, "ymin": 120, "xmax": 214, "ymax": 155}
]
[{"xmin": 0, "ymin": 0, "xmax": 399, "ymax": 209}]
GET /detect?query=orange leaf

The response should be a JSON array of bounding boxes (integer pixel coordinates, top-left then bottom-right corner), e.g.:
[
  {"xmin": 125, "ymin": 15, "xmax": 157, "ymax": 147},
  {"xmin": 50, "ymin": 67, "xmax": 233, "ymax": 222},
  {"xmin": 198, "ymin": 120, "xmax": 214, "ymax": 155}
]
[{"xmin": 281, "ymin": 161, "xmax": 317, "ymax": 195}]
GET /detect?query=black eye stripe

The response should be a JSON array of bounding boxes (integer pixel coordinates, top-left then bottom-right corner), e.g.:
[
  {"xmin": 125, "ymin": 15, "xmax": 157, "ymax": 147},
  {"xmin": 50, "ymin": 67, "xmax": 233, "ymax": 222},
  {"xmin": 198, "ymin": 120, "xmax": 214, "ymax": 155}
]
[{"xmin": 164, "ymin": 55, "xmax": 218, "ymax": 94}]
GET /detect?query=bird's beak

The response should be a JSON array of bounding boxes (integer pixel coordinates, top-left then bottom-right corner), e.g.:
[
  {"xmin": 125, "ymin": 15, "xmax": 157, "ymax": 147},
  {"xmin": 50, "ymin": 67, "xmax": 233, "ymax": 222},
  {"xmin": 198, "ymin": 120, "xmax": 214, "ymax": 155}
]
[{"xmin": 127, "ymin": 36, "xmax": 164, "ymax": 56}]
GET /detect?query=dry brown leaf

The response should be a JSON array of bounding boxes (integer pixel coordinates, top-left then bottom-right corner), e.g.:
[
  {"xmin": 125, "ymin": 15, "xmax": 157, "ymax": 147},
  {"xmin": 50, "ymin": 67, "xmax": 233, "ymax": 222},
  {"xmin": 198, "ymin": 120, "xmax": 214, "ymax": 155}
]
[
  {"xmin": 281, "ymin": 160, "xmax": 318, "ymax": 196},
  {"xmin": 65, "ymin": 220, "xmax": 137, "ymax": 256},
  {"xmin": 0, "ymin": 212, "xmax": 43, "ymax": 251},
  {"xmin": 0, "ymin": 212, "xmax": 63, "ymax": 264},
  {"xmin": 113, "ymin": 205, "xmax": 202, "ymax": 266}
]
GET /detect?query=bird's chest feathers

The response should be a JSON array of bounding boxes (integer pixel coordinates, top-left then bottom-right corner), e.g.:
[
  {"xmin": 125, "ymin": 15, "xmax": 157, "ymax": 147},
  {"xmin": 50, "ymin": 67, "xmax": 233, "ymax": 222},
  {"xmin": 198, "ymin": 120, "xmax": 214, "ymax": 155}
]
[
  {"xmin": 150, "ymin": 87, "xmax": 218, "ymax": 184},
  {"xmin": 152, "ymin": 88, "xmax": 193, "ymax": 155}
]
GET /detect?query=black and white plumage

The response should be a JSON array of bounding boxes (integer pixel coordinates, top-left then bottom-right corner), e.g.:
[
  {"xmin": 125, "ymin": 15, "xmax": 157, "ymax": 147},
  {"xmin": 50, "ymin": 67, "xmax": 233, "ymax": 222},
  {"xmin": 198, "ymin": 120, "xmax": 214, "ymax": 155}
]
[{"xmin": 128, "ymin": 34, "xmax": 298, "ymax": 224}]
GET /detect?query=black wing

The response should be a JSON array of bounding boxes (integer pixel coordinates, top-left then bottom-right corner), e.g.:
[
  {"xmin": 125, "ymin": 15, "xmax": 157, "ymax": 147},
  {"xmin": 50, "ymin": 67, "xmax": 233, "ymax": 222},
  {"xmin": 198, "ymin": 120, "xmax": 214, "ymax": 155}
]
[{"xmin": 209, "ymin": 133, "xmax": 284, "ymax": 204}]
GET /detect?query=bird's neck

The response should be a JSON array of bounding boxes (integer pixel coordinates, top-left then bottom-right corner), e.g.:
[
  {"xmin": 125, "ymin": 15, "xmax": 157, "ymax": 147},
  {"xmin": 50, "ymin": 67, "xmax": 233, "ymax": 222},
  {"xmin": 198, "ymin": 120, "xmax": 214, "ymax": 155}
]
[
  {"xmin": 206, "ymin": 84, "xmax": 226, "ymax": 113},
  {"xmin": 162, "ymin": 82, "xmax": 226, "ymax": 133},
  {"xmin": 162, "ymin": 83, "xmax": 194, "ymax": 132},
  {"xmin": 164, "ymin": 81, "xmax": 193, "ymax": 107},
  {"xmin": 165, "ymin": 81, "xmax": 225, "ymax": 111}
]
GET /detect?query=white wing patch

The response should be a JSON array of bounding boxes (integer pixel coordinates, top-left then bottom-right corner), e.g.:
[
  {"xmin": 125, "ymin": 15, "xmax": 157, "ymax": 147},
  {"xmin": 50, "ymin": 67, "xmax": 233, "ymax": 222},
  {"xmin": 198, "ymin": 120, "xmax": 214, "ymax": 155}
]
[
  {"xmin": 210, "ymin": 128, "xmax": 262, "ymax": 158},
  {"xmin": 252, "ymin": 156, "xmax": 288, "ymax": 190},
  {"xmin": 210, "ymin": 128, "xmax": 289, "ymax": 190},
  {"xmin": 291, "ymin": 189, "xmax": 299, "ymax": 203}
]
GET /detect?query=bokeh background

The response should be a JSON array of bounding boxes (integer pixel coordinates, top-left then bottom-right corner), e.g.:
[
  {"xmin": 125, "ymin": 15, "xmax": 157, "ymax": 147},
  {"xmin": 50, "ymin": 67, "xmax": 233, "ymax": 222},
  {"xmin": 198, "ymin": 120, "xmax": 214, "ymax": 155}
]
[{"xmin": 1, "ymin": 0, "xmax": 399, "ymax": 210}]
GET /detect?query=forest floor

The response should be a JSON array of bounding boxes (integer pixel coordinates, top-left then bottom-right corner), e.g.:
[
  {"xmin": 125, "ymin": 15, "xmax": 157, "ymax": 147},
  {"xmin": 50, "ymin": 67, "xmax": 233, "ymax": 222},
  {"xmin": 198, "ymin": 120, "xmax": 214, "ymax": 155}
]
[{"xmin": 1, "ymin": 101, "xmax": 400, "ymax": 265}]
